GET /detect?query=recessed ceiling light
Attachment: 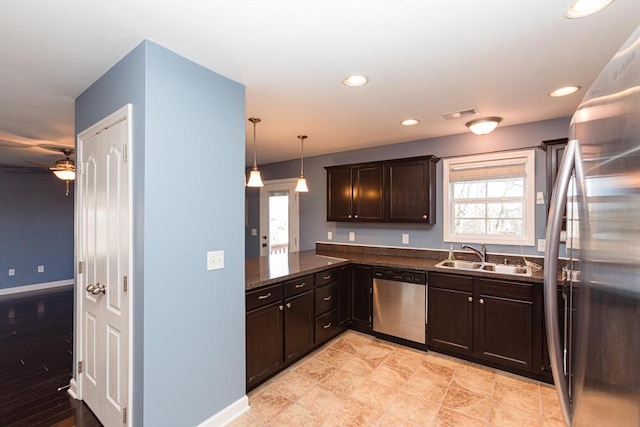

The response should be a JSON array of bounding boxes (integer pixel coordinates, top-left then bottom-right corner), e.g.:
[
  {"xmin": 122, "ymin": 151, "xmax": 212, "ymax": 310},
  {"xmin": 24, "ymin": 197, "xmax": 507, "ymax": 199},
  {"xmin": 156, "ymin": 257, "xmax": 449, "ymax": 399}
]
[
  {"xmin": 565, "ymin": 0, "xmax": 615, "ymax": 18},
  {"xmin": 401, "ymin": 119, "xmax": 420, "ymax": 126},
  {"xmin": 343, "ymin": 75, "xmax": 369, "ymax": 87},
  {"xmin": 550, "ymin": 85, "xmax": 582, "ymax": 97}
]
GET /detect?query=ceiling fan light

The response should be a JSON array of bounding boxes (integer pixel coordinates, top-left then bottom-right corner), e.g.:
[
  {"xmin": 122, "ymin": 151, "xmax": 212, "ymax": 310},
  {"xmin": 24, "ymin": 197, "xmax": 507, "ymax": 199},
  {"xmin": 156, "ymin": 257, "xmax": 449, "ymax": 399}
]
[
  {"xmin": 53, "ymin": 169, "xmax": 76, "ymax": 180},
  {"xmin": 565, "ymin": 0, "xmax": 615, "ymax": 18},
  {"xmin": 466, "ymin": 117, "xmax": 502, "ymax": 135},
  {"xmin": 550, "ymin": 85, "xmax": 582, "ymax": 97},
  {"xmin": 247, "ymin": 169, "xmax": 264, "ymax": 187},
  {"xmin": 295, "ymin": 177, "xmax": 309, "ymax": 193}
]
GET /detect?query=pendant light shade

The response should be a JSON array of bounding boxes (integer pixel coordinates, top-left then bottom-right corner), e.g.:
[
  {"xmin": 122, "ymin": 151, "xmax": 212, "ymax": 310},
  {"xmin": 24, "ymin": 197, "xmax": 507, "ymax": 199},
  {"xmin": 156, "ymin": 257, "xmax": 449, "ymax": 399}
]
[
  {"xmin": 247, "ymin": 117, "xmax": 264, "ymax": 187},
  {"xmin": 295, "ymin": 135, "xmax": 309, "ymax": 193},
  {"xmin": 466, "ymin": 117, "xmax": 502, "ymax": 135}
]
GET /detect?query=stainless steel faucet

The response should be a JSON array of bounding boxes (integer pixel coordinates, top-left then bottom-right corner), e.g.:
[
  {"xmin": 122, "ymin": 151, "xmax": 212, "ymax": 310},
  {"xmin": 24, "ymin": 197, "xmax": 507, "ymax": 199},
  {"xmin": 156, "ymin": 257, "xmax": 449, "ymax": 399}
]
[{"xmin": 461, "ymin": 244, "xmax": 487, "ymax": 263}]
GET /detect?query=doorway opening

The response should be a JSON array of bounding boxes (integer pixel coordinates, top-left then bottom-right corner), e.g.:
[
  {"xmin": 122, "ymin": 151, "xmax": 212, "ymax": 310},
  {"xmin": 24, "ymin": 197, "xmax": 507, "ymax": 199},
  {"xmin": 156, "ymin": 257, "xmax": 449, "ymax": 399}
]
[{"xmin": 259, "ymin": 179, "xmax": 300, "ymax": 256}]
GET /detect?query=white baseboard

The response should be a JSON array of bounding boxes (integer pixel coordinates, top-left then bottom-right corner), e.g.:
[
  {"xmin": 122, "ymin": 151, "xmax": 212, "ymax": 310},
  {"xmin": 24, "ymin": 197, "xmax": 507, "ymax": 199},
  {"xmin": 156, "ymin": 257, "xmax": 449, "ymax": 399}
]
[
  {"xmin": 197, "ymin": 395, "xmax": 249, "ymax": 427},
  {"xmin": 0, "ymin": 279, "xmax": 74, "ymax": 296},
  {"xmin": 67, "ymin": 378, "xmax": 78, "ymax": 399}
]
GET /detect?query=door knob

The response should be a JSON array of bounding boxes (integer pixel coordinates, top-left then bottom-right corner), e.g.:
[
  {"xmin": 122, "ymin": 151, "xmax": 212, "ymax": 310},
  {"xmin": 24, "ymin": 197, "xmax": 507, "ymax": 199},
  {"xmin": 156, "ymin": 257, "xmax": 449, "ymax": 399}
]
[
  {"xmin": 87, "ymin": 283, "xmax": 105, "ymax": 295},
  {"xmin": 86, "ymin": 284, "xmax": 96, "ymax": 293}
]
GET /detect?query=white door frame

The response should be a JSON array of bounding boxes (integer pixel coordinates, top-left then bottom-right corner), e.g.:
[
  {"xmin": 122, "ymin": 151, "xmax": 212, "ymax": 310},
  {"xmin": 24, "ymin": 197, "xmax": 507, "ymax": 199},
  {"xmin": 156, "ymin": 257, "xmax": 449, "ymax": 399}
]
[
  {"xmin": 259, "ymin": 178, "xmax": 300, "ymax": 256},
  {"xmin": 73, "ymin": 104, "xmax": 134, "ymax": 425}
]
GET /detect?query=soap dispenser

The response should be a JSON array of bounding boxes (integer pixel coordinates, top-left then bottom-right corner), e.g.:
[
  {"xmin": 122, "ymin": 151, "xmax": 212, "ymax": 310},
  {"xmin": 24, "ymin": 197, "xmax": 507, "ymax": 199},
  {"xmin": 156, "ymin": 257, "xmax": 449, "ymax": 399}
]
[{"xmin": 448, "ymin": 244, "xmax": 455, "ymax": 261}]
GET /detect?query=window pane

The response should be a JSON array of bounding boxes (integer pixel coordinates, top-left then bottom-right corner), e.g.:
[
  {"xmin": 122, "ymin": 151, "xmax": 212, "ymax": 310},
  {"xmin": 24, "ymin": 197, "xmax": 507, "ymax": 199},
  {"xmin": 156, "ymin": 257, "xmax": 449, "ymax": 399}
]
[
  {"xmin": 455, "ymin": 203, "xmax": 486, "ymax": 219},
  {"xmin": 487, "ymin": 219, "xmax": 522, "ymax": 235},
  {"xmin": 487, "ymin": 203, "xmax": 522, "ymax": 219},
  {"xmin": 453, "ymin": 182, "xmax": 486, "ymax": 199},
  {"xmin": 455, "ymin": 219, "xmax": 486, "ymax": 234},
  {"xmin": 487, "ymin": 179, "xmax": 524, "ymax": 198}
]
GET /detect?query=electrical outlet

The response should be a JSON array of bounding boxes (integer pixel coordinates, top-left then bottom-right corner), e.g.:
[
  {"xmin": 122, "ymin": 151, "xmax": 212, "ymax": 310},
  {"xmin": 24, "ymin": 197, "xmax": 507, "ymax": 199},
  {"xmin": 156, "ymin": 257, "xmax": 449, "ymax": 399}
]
[
  {"xmin": 37, "ymin": 265, "xmax": 44, "ymax": 273},
  {"xmin": 8, "ymin": 269, "xmax": 15, "ymax": 277},
  {"xmin": 402, "ymin": 234, "xmax": 409, "ymax": 244},
  {"xmin": 537, "ymin": 239, "xmax": 546, "ymax": 252},
  {"xmin": 349, "ymin": 231, "xmax": 355, "ymax": 242},
  {"xmin": 327, "ymin": 231, "xmax": 333, "ymax": 240},
  {"xmin": 207, "ymin": 250, "xmax": 224, "ymax": 271},
  {"xmin": 251, "ymin": 228, "xmax": 257, "ymax": 236},
  {"xmin": 536, "ymin": 192, "xmax": 545, "ymax": 205}
]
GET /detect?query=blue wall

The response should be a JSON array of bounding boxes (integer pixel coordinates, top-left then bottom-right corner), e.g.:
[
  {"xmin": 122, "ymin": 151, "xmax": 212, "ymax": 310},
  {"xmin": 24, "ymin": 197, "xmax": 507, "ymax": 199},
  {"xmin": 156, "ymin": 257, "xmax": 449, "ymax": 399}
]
[
  {"xmin": 76, "ymin": 41, "xmax": 246, "ymax": 426},
  {"xmin": 0, "ymin": 171, "xmax": 74, "ymax": 290},
  {"xmin": 246, "ymin": 117, "xmax": 571, "ymax": 258}
]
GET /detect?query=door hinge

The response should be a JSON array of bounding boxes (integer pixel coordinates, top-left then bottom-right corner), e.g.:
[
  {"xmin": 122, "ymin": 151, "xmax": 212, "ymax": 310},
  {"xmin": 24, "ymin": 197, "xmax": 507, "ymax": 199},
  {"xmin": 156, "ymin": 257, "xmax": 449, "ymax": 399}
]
[
  {"xmin": 123, "ymin": 276, "xmax": 128, "ymax": 292},
  {"xmin": 78, "ymin": 261, "xmax": 84, "ymax": 274},
  {"xmin": 123, "ymin": 407, "xmax": 128, "ymax": 424},
  {"xmin": 78, "ymin": 361, "xmax": 83, "ymax": 374},
  {"xmin": 369, "ymin": 316, "xmax": 372, "ymax": 323},
  {"xmin": 123, "ymin": 144, "xmax": 128, "ymax": 162}
]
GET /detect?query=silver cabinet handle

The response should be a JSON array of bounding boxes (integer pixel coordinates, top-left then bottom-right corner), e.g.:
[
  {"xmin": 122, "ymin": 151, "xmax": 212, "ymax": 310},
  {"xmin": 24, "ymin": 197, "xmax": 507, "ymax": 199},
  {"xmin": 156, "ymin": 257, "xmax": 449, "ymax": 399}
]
[
  {"xmin": 278, "ymin": 305, "xmax": 284, "ymax": 311},
  {"xmin": 286, "ymin": 302, "xmax": 291, "ymax": 309},
  {"xmin": 323, "ymin": 323, "xmax": 332, "ymax": 329},
  {"xmin": 479, "ymin": 298, "xmax": 484, "ymax": 304},
  {"xmin": 354, "ymin": 214, "xmax": 359, "ymax": 218},
  {"xmin": 295, "ymin": 283, "xmax": 305, "ymax": 288},
  {"xmin": 467, "ymin": 296, "xmax": 473, "ymax": 302},
  {"xmin": 544, "ymin": 138, "xmax": 579, "ymax": 426},
  {"xmin": 257, "ymin": 293, "xmax": 272, "ymax": 300},
  {"xmin": 323, "ymin": 275, "xmax": 331, "ymax": 280},
  {"xmin": 423, "ymin": 214, "xmax": 427, "ymax": 219},
  {"xmin": 323, "ymin": 296, "xmax": 332, "ymax": 301},
  {"xmin": 348, "ymin": 214, "xmax": 352, "ymax": 218}
]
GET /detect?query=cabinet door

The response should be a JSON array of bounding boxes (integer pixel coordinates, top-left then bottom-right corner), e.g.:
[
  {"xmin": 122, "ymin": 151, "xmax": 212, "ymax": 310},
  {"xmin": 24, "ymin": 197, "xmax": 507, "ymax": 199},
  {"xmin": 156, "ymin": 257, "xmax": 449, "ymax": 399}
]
[
  {"xmin": 352, "ymin": 165, "xmax": 384, "ymax": 221},
  {"xmin": 246, "ymin": 302, "xmax": 284, "ymax": 387},
  {"xmin": 338, "ymin": 266, "xmax": 351, "ymax": 326},
  {"xmin": 428, "ymin": 286, "xmax": 474, "ymax": 354},
  {"xmin": 285, "ymin": 291, "xmax": 315, "ymax": 363},
  {"xmin": 475, "ymin": 279, "xmax": 534, "ymax": 370},
  {"xmin": 351, "ymin": 266, "xmax": 372, "ymax": 331},
  {"xmin": 386, "ymin": 157, "xmax": 437, "ymax": 223},
  {"xmin": 326, "ymin": 166, "xmax": 353, "ymax": 221}
]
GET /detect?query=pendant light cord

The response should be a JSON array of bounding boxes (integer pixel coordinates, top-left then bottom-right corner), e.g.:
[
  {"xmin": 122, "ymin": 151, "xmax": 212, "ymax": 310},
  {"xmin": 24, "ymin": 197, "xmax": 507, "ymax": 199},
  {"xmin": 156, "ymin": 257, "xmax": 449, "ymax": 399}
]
[
  {"xmin": 297, "ymin": 135, "xmax": 307, "ymax": 177},
  {"xmin": 249, "ymin": 117, "xmax": 261, "ymax": 170}
]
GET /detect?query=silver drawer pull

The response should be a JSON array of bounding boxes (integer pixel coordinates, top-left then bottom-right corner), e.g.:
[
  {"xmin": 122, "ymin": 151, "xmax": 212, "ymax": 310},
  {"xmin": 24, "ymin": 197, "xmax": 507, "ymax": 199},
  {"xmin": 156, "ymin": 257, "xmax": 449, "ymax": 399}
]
[
  {"xmin": 286, "ymin": 302, "xmax": 292, "ymax": 308},
  {"xmin": 257, "ymin": 293, "xmax": 272, "ymax": 300},
  {"xmin": 323, "ymin": 296, "xmax": 332, "ymax": 301},
  {"xmin": 468, "ymin": 296, "xmax": 473, "ymax": 302},
  {"xmin": 323, "ymin": 323, "xmax": 332, "ymax": 329},
  {"xmin": 295, "ymin": 283, "xmax": 306, "ymax": 288},
  {"xmin": 323, "ymin": 275, "xmax": 332, "ymax": 280}
]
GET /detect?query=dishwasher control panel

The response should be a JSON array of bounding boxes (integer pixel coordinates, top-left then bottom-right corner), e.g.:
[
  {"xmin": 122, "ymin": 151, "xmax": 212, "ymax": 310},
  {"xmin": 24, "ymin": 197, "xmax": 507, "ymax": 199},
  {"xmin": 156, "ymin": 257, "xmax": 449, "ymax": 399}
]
[{"xmin": 372, "ymin": 268, "xmax": 426, "ymax": 285}]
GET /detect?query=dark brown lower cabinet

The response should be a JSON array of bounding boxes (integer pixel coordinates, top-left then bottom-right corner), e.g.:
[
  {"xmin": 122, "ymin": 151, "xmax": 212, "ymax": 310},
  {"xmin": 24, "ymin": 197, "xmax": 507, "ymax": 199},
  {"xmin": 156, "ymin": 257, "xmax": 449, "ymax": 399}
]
[
  {"xmin": 246, "ymin": 302, "xmax": 284, "ymax": 387},
  {"xmin": 338, "ymin": 266, "xmax": 351, "ymax": 326},
  {"xmin": 351, "ymin": 265, "xmax": 372, "ymax": 332},
  {"xmin": 285, "ymin": 291, "xmax": 315, "ymax": 363},
  {"xmin": 428, "ymin": 273, "xmax": 474, "ymax": 354}
]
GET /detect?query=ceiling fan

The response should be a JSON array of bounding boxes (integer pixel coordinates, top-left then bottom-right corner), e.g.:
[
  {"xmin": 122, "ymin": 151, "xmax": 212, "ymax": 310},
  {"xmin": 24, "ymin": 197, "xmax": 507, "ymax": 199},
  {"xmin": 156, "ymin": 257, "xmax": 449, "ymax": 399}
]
[{"xmin": 26, "ymin": 148, "xmax": 76, "ymax": 181}]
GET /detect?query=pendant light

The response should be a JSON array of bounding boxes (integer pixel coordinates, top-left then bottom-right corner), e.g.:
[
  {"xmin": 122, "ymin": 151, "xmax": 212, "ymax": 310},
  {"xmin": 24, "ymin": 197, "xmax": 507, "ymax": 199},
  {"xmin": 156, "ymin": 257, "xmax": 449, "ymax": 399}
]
[
  {"xmin": 246, "ymin": 117, "xmax": 264, "ymax": 187},
  {"xmin": 295, "ymin": 135, "xmax": 309, "ymax": 192}
]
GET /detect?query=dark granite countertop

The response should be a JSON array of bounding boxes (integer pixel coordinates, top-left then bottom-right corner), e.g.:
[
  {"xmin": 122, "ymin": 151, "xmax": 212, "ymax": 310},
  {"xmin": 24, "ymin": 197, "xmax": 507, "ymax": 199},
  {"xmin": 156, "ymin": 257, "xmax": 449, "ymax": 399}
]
[{"xmin": 246, "ymin": 244, "xmax": 549, "ymax": 291}]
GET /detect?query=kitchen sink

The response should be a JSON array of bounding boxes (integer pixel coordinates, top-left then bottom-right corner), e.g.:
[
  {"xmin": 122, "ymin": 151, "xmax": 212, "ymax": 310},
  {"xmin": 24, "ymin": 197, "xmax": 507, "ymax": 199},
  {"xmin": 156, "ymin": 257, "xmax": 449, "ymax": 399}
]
[{"xmin": 435, "ymin": 259, "xmax": 532, "ymax": 276}]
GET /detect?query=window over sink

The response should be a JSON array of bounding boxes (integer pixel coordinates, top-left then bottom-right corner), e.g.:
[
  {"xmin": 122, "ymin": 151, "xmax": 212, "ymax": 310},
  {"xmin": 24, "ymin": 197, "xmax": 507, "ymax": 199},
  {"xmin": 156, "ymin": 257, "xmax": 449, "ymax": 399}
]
[{"xmin": 443, "ymin": 150, "xmax": 535, "ymax": 246}]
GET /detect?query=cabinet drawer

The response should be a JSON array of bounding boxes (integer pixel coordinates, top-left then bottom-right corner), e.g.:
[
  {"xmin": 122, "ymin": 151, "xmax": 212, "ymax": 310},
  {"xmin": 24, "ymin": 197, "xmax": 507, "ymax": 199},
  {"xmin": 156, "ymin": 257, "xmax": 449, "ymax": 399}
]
[
  {"xmin": 477, "ymin": 278, "xmax": 533, "ymax": 302},
  {"xmin": 246, "ymin": 284, "xmax": 283, "ymax": 312},
  {"xmin": 315, "ymin": 282, "xmax": 338, "ymax": 315},
  {"xmin": 316, "ymin": 309, "xmax": 340, "ymax": 344},
  {"xmin": 285, "ymin": 275, "xmax": 314, "ymax": 297},
  {"xmin": 315, "ymin": 269, "xmax": 338, "ymax": 287},
  {"xmin": 429, "ymin": 272, "xmax": 474, "ymax": 292}
]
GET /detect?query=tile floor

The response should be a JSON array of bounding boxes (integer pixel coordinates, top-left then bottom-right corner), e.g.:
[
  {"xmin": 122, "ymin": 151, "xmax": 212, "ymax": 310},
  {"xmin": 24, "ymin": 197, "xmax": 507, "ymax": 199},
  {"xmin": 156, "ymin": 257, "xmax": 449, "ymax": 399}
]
[{"xmin": 230, "ymin": 331, "xmax": 566, "ymax": 427}]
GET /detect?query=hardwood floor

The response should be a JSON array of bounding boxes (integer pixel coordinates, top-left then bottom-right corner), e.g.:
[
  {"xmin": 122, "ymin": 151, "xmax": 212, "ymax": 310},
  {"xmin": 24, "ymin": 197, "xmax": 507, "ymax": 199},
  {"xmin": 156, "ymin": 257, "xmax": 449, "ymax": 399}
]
[{"xmin": 0, "ymin": 287, "xmax": 102, "ymax": 427}]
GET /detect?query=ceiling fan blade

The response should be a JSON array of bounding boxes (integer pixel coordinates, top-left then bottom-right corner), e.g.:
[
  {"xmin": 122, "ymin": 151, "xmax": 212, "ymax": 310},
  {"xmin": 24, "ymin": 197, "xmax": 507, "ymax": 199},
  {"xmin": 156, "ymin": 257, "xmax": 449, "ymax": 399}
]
[
  {"xmin": 25, "ymin": 160, "xmax": 54, "ymax": 168},
  {"xmin": 0, "ymin": 164, "xmax": 52, "ymax": 174}
]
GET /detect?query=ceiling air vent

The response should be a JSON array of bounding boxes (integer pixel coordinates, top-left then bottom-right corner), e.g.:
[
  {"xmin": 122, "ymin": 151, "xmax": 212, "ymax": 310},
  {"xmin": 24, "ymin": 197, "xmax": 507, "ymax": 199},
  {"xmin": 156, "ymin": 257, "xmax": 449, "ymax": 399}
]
[{"xmin": 442, "ymin": 107, "xmax": 479, "ymax": 120}]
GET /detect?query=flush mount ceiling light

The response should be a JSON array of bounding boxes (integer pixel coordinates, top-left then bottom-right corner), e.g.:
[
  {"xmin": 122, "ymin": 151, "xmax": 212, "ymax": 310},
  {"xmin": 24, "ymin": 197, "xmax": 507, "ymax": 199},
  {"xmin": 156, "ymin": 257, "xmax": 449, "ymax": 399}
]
[
  {"xmin": 295, "ymin": 135, "xmax": 309, "ymax": 193},
  {"xmin": 401, "ymin": 119, "xmax": 420, "ymax": 126},
  {"xmin": 565, "ymin": 0, "xmax": 615, "ymax": 18},
  {"xmin": 466, "ymin": 117, "xmax": 502, "ymax": 135},
  {"xmin": 550, "ymin": 85, "xmax": 582, "ymax": 97},
  {"xmin": 246, "ymin": 117, "xmax": 264, "ymax": 187},
  {"xmin": 342, "ymin": 75, "xmax": 369, "ymax": 87}
]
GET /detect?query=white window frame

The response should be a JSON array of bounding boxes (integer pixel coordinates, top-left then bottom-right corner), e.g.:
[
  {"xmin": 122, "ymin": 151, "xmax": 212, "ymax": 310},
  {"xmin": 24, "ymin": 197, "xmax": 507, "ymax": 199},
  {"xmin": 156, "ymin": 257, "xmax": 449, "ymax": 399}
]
[{"xmin": 443, "ymin": 149, "xmax": 536, "ymax": 246}]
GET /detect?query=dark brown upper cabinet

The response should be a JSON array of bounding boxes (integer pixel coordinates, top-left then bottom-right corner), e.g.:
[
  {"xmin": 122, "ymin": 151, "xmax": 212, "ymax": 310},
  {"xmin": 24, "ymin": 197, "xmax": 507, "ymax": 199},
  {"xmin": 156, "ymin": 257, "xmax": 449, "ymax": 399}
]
[
  {"xmin": 385, "ymin": 156, "xmax": 438, "ymax": 223},
  {"xmin": 325, "ymin": 155, "xmax": 439, "ymax": 223}
]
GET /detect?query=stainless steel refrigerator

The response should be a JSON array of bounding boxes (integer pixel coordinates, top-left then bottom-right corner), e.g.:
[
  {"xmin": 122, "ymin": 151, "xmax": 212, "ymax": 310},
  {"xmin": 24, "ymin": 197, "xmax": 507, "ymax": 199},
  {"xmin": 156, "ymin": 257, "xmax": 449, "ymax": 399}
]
[{"xmin": 544, "ymin": 24, "xmax": 640, "ymax": 426}]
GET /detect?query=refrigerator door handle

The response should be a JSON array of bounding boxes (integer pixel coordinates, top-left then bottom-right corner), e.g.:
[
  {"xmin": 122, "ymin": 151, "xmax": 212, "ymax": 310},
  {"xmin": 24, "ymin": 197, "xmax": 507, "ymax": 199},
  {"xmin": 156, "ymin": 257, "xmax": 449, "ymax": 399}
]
[{"xmin": 544, "ymin": 138, "xmax": 579, "ymax": 426}]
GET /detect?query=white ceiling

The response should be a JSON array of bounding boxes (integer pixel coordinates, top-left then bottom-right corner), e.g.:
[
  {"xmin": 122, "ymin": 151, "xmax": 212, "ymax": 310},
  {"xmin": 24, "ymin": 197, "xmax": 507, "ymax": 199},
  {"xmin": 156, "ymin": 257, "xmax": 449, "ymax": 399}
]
[{"xmin": 0, "ymin": 0, "xmax": 639, "ymax": 168}]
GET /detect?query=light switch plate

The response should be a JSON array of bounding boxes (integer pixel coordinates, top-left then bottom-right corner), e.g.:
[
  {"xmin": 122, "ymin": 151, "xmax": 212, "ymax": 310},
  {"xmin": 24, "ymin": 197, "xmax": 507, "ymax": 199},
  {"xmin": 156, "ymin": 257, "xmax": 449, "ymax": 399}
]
[
  {"xmin": 37, "ymin": 265, "xmax": 44, "ymax": 273},
  {"xmin": 402, "ymin": 234, "xmax": 409, "ymax": 244},
  {"xmin": 536, "ymin": 192, "xmax": 545, "ymax": 205},
  {"xmin": 207, "ymin": 250, "xmax": 224, "ymax": 271},
  {"xmin": 251, "ymin": 228, "xmax": 257, "ymax": 236},
  {"xmin": 8, "ymin": 269, "xmax": 15, "ymax": 276},
  {"xmin": 537, "ymin": 239, "xmax": 546, "ymax": 252},
  {"xmin": 327, "ymin": 231, "xmax": 333, "ymax": 240},
  {"xmin": 349, "ymin": 231, "xmax": 355, "ymax": 242}
]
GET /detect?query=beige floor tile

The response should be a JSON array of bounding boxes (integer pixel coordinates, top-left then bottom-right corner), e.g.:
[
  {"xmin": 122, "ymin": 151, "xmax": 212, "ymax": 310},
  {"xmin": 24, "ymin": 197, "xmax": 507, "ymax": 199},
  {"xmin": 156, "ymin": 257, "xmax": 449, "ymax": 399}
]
[
  {"xmin": 414, "ymin": 360, "xmax": 455, "ymax": 384},
  {"xmin": 340, "ymin": 355, "xmax": 377, "ymax": 376},
  {"xmin": 489, "ymin": 403, "xmax": 543, "ymax": 427},
  {"xmin": 382, "ymin": 351, "xmax": 423, "ymax": 376},
  {"xmin": 424, "ymin": 351, "xmax": 467, "ymax": 369},
  {"xmin": 369, "ymin": 364, "xmax": 412, "ymax": 390},
  {"xmin": 329, "ymin": 337, "xmax": 361, "ymax": 354},
  {"xmin": 320, "ymin": 368, "xmax": 365, "ymax": 395},
  {"xmin": 403, "ymin": 373, "xmax": 450, "ymax": 404},
  {"xmin": 266, "ymin": 371, "xmax": 317, "ymax": 401},
  {"xmin": 442, "ymin": 386, "xmax": 492, "ymax": 422},
  {"xmin": 313, "ymin": 346, "xmax": 353, "ymax": 367},
  {"xmin": 495, "ymin": 369, "xmax": 539, "ymax": 392},
  {"xmin": 297, "ymin": 384, "xmax": 345, "ymax": 421},
  {"xmin": 542, "ymin": 416, "xmax": 567, "ymax": 427},
  {"xmin": 386, "ymin": 392, "xmax": 440, "ymax": 426},
  {"xmin": 323, "ymin": 397, "xmax": 383, "ymax": 427},
  {"xmin": 227, "ymin": 412, "xmax": 263, "ymax": 427},
  {"xmin": 248, "ymin": 389, "xmax": 294, "ymax": 424},
  {"xmin": 354, "ymin": 342, "xmax": 393, "ymax": 367},
  {"xmin": 450, "ymin": 367, "xmax": 496, "ymax": 396},
  {"xmin": 493, "ymin": 381, "xmax": 541, "ymax": 415},
  {"xmin": 369, "ymin": 338, "xmax": 397, "ymax": 351},
  {"xmin": 434, "ymin": 407, "xmax": 486, "ymax": 427},
  {"xmin": 350, "ymin": 378, "xmax": 399, "ymax": 410},
  {"xmin": 268, "ymin": 402, "xmax": 324, "ymax": 427},
  {"xmin": 294, "ymin": 358, "xmax": 336, "ymax": 382}
]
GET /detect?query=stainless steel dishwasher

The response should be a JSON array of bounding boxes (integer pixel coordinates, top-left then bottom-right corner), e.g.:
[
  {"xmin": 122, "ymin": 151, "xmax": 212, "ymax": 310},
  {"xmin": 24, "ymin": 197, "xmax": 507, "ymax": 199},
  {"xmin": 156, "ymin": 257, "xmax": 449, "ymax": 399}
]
[{"xmin": 372, "ymin": 268, "xmax": 426, "ymax": 344}]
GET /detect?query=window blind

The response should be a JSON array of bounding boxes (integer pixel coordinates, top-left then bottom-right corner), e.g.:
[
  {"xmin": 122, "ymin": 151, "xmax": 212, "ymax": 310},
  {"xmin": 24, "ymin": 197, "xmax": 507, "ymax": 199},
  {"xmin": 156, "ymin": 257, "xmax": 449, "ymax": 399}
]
[{"xmin": 449, "ymin": 158, "xmax": 527, "ymax": 183}]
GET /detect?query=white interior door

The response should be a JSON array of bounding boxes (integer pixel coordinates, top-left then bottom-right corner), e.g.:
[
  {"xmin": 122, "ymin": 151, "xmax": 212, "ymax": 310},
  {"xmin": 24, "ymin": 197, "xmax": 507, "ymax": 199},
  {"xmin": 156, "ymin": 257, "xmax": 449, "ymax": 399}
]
[
  {"xmin": 259, "ymin": 179, "xmax": 300, "ymax": 256},
  {"xmin": 78, "ymin": 108, "xmax": 130, "ymax": 426}
]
